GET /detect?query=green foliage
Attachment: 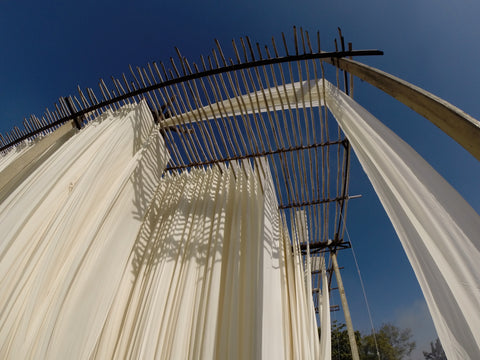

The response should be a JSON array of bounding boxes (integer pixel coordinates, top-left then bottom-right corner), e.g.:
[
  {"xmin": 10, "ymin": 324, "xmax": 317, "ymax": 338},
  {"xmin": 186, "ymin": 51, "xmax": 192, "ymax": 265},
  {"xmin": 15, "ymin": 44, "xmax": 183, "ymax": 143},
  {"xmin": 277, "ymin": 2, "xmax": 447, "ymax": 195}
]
[
  {"xmin": 328, "ymin": 321, "xmax": 415, "ymax": 360},
  {"xmin": 331, "ymin": 321, "xmax": 362, "ymax": 360},
  {"xmin": 361, "ymin": 323, "xmax": 415, "ymax": 360},
  {"xmin": 423, "ymin": 338, "xmax": 446, "ymax": 360}
]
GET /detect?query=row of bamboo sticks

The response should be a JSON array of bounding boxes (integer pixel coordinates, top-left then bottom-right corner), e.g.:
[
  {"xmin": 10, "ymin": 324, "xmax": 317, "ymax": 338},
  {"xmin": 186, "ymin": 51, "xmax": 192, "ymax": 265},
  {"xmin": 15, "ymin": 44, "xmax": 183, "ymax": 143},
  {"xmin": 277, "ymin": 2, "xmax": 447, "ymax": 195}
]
[
  {"xmin": 0, "ymin": 27, "xmax": 354, "ymax": 248},
  {"xmin": 3, "ymin": 28, "xmax": 357, "ymax": 244},
  {"xmin": 0, "ymin": 26, "xmax": 373, "ymax": 308}
]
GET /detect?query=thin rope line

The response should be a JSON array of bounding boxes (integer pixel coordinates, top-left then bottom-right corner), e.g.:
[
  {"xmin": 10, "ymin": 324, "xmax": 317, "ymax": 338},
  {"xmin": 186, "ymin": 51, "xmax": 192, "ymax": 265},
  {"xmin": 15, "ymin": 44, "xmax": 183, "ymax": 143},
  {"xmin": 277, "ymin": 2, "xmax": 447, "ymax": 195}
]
[{"xmin": 342, "ymin": 215, "xmax": 381, "ymax": 360}]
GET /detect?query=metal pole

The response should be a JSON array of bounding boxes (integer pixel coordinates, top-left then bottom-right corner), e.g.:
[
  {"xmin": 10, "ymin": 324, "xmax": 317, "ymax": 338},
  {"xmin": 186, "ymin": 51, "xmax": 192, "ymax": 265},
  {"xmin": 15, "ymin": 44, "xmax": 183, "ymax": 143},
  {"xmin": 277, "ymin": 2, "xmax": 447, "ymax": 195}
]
[{"xmin": 331, "ymin": 251, "xmax": 360, "ymax": 360}]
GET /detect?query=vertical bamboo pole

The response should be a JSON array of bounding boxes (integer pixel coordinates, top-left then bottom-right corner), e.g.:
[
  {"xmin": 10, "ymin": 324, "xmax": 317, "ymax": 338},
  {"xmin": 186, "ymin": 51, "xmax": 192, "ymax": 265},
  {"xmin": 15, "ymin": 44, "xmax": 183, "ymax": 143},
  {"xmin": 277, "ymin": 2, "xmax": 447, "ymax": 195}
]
[{"xmin": 331, "ymin": 251, "xmax": 360, "ymax": 360}]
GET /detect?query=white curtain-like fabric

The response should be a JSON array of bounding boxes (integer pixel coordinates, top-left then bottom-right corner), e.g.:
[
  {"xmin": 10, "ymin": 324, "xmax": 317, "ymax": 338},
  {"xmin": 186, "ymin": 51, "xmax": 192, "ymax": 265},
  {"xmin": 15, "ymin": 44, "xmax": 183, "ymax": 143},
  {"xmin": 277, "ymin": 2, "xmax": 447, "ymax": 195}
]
[
  {"xmin": 0, "ymin": 103, "xmax": 320, "ymax": 359},
  {"xmin": 0, "ymin": 122, "xmax": 76, "ymax": 204},
  {"xmin": 290, "ymin": 210, "xmax": 321, "ymax": 359},
  {"xmin": 90, "ymin": 160, "xmax": 319, "ymax": 359},
  {"xmin": 324, "ymin": 81, "xmax": 480, "ymax": 360},
  {"xmin": 310, "ymin": 254, "xmax": 331, "ymax": 360},
  {"xmin": 0, "ymin": 101, "xmax": 169, "ymax": 359},
  {"xmin": 318, "ymin": 256, "xmax": 331, "ymax": 360}
]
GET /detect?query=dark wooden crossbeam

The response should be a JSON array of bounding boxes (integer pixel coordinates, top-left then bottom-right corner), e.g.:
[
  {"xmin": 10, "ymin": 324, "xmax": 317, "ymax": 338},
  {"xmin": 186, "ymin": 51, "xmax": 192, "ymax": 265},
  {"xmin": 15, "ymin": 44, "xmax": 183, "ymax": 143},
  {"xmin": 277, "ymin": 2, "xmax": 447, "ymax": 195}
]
[
  {"xmin": 0, "ymin": 49, "xmax": 382, "ymax": 152},
  {"xmin": 165, "ymin": 140, "xmax": 345, "ymax": 171},
  {"xmin": 280, "ymin": 194, "xmax": 361, "ymax": 210}
]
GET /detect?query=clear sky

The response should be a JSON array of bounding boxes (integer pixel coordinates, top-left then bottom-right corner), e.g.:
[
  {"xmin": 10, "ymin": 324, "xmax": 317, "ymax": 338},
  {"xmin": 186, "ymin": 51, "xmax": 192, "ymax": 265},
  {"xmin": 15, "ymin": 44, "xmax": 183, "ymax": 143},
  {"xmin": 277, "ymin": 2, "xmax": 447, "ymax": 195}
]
[{"xmin": 1, "ymin": 1, "xmax": 479, "ymax": 358}]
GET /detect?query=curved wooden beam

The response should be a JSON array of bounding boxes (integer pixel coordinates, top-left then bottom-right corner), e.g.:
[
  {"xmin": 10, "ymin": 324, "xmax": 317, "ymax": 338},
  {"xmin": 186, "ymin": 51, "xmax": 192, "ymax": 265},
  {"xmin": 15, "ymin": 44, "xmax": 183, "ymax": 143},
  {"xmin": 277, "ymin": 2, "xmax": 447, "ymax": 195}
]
[
  {"xmin": 324, "ymin": 57, "xmax": 480, "ymax": 161},
  {"xmin": 0, "ymin": 49, "xmax": 382, "ymax": 152}
]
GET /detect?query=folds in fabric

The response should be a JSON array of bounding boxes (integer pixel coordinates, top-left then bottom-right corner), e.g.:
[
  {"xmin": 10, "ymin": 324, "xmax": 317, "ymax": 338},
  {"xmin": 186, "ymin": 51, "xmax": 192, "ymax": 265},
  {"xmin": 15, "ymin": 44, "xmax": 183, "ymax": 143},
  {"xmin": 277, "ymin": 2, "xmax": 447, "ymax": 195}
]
[
  {"xmin": 0, "ymin": 122, "xmax": 77, "ymax": 204},
  {"xmin": 0, "ymin": 102, "xmax": 320, "ymax": 359},
  {"xmin": 313, "ymin": 255, "xmax": 331, "ymax": 360},
  {"xmin": 0, "ymin": 101, "xmax": 169, "ymax": 359},
  {"xmin": 91, "ymin": 159, "xmax": 320, "ymax": 359},
  {"xmin": 324, "ymin": 81, "xmax": 480, "ymax": 360}
]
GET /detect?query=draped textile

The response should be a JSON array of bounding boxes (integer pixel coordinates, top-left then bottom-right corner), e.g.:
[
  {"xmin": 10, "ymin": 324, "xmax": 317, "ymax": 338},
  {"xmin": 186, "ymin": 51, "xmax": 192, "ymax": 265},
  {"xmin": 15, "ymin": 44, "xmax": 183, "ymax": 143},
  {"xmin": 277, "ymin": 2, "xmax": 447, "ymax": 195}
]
[
  {"xmin": 318, "ymin": 256, "xmax": 331, "ymax": 360},
  {"xmin": 0, "ymin": 122, "xmax": 76, "ymax": 204},
  {"xmin": 0, "ymin": 102, "xmax": 320, "ymax": 359},
  {"xmin": 90, "ymin": 160, "xmax": 319, "ymax": 359},
  {"xmin": 290, "ymin": 210, "xmax": 321, "ymax": 359},
  {"xmin": 298, "ymin": 213, "xmax": 323, "ymax": 360},
  {"xmin": 0, "ymin": 101, "xmax": 169, "ymax": 359},
  {"xmin": 310, "ymin": 254, "xmax": 330, "ymax": 360},
  {"xmin": 324, "ymin": 81, "xmax": 480, "ymax": 360}
]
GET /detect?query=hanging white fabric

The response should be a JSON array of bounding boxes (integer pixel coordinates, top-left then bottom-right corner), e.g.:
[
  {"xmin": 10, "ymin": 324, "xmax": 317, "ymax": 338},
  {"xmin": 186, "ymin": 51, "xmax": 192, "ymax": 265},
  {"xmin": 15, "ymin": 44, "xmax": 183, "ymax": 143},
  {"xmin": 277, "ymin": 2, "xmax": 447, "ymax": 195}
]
[
  {"xmin": 0, "ymin": 102, "xmax": 320, "ymax": 359},
  {"xmin": 324, "ymin": 80, "xmax": 480, "ymax": 360},
  {"xmin": 318, "ymin": 255, "xmax": 331, "ymax": 360},
  {"xmin": 90, "ymin": 159, "xmax": 320, "ymax": 359},
  {"xmin": 0, "ymin": 101, "xmax": 170, "ymax": 359},
  {"xmin": 0, "ymin": 122, "xmax": 76, "ymax": 203},
  {"xmin": 298, "ymin": 212, "xmax": 322, "ymax": 360}
]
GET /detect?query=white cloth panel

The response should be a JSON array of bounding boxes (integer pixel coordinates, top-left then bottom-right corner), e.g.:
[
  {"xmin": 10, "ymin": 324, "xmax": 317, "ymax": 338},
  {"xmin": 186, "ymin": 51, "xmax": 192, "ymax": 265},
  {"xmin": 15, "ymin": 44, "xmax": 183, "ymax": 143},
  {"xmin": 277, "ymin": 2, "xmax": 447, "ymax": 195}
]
[
  {"xmin": 90, "ymin": 160, "xmax": 320, "ymax": 359},
  {"xmin": 295, "ymin": 210, "xmax": 321, "ymax": 358},
  {"xmin": 0, "ymin": 124, "xmax": 76, "ymax": 204},
  {"xmin": 318, "ymin": 255, "xmax": 331, "ymax": 360},
  {"xmin": 324, "ymin": 81, "xmax": 480, "ymax": 360},
  {"xmin": 0, "ymin": 102, "xmax": 169, "ymax": 359},
  {"xmin": 162, "ymin": 80, "xmax": 325, "ymax": 128},
  {"xmin": 0, "ymin": 142, "xmax": 31, "ymax": 171},
  {"xmin": 0, "ymin": 103, "xmax": 320, "ymax": 359}
]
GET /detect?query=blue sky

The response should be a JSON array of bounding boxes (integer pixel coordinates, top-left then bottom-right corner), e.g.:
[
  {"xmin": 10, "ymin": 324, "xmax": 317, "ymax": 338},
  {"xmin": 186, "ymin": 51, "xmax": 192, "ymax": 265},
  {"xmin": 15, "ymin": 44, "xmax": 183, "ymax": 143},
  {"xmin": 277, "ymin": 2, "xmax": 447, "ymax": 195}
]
[{"xmin": 1, "ymin": 1, "xmax": 479, "ymax": 358}]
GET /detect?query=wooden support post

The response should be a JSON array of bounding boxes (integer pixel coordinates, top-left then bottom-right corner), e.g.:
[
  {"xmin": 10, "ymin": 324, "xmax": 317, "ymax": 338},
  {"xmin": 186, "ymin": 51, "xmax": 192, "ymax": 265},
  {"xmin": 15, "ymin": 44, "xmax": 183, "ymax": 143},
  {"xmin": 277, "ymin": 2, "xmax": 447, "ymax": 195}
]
[
  {"xmin": 337, "ymin": 28, "xmax": 349, "ymax": 96},
  {"xmin": 332, "ymin": 251, "xmax": 360, "ymax": 360},
  {"xmin": 64, "ymin": 97, "xmax": 83, "ymax": 130},
  {"xmin": 322, "ymin": 56, "xmax": 480, "ymax": 161},
  {"xmin": 348, "ymin": 42, "xmax": 354, "ymax": 98}
]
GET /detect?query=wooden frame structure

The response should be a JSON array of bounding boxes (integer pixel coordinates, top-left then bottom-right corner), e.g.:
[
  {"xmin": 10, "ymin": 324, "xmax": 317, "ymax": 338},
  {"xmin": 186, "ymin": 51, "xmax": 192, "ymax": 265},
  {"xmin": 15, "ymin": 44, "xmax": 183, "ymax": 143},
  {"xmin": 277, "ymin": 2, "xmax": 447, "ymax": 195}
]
[
  {"xmin": 2, "ymin": 27, "xmax": 479, "ymax": 360},
  {"xmin": 1, "ymin": 28, "xmax": 379, "ymax": 268}
]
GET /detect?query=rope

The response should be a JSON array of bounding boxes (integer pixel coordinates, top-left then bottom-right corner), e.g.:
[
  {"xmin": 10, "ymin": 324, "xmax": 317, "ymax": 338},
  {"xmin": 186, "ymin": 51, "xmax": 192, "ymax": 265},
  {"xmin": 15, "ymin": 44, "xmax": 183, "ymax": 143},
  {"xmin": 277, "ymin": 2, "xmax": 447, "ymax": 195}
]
[{"xmin": 343, "ymin": 219, "xmax": 381, "ymax": 360}]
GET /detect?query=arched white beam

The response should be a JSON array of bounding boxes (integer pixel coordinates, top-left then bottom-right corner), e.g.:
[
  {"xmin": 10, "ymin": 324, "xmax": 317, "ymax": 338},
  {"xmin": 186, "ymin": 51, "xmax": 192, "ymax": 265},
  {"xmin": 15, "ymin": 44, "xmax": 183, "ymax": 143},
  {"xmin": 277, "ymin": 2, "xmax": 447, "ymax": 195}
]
[
  {"xmin": 159, "ymin": 80, "xmax": 325, "ymax": 128},
  {"xmin": 323, "ymin": 56, "xmax": 480, "ymax": 161}
]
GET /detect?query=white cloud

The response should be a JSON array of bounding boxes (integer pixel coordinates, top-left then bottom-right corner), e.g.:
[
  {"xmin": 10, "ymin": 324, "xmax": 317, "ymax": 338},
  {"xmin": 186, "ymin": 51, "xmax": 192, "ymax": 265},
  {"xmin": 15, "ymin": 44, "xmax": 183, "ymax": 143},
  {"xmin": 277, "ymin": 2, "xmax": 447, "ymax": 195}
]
[{"xmin": 392, "ymin": 298, "xmax": 438, "ymax": 360}]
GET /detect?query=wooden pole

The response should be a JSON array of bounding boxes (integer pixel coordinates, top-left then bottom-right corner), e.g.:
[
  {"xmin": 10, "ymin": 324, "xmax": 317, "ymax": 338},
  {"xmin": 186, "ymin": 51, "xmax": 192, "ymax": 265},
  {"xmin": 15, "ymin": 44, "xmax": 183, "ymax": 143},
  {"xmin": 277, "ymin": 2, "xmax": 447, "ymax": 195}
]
[
  {"xmin": 322, "ymin": 56, "xmax": 480, "ymax": 161},
  {"xmin": 331, "ymin": 251, "xmax": 360, "ymax": 360}
]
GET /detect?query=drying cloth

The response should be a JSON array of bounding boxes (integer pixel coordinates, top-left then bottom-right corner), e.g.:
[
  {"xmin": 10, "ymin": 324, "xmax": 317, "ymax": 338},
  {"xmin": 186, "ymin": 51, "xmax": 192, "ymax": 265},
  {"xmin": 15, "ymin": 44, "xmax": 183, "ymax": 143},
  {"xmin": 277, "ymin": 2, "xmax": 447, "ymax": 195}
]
[
  {"xmin": 89, "ymin": 159, "xmax": 320, "ymax": 359},
  {"xmin": 318, "ymin": 255, "xmax": 331, "ymax": 360},
  {"xmin": 324, "ymin": 81, "xmax": 480, "ymax": 360},
  {"xmin": 0, "ymin": 101, "xmax": 169, "ymax": 358},
  {"xmin": 0, "ymin": 102, "xmax": 319, "ymax": 359}
]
